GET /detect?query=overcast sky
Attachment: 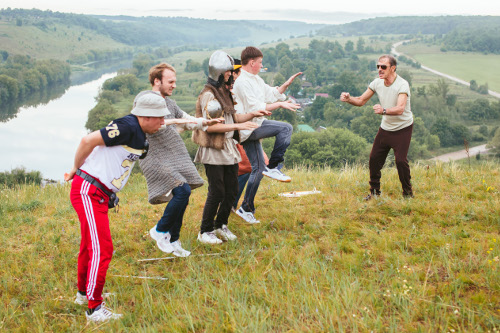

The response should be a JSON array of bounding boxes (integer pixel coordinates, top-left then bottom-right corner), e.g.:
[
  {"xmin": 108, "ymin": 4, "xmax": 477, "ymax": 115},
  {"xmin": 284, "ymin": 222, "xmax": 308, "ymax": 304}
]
[{"xmin": 2, "ymin": 1, "xmax": 500, "ymax": 24}]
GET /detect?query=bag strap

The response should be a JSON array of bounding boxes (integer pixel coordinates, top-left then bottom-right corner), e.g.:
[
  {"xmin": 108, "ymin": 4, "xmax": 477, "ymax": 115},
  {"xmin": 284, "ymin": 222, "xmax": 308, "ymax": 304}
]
[{"xmin": 76, "ymin": 169, "xmax": 113, "ymax": 197}]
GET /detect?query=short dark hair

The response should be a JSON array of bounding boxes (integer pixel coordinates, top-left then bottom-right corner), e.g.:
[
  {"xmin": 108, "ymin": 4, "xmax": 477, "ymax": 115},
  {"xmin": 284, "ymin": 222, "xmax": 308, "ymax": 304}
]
[
  {"xmin": 149, "ymin": 63, "xmax": 176, "ymax": 86},
  {"xmin": 241, "ymin": 46, "xmax": 263, "ymax": 66},
  {"xmin": 379, "ymin": 54, "xmax": 397, "ymax": 68}
]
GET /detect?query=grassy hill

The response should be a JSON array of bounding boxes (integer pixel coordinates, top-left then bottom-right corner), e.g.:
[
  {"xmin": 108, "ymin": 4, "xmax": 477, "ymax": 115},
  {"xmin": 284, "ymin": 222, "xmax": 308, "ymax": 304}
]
[
  {"xmin": 0, "ymin": 163, "xmax": 498, "ymax": 331},
  {"xmin": 0, "ymin": 19, "xmax": 129, "ymax": 61}
]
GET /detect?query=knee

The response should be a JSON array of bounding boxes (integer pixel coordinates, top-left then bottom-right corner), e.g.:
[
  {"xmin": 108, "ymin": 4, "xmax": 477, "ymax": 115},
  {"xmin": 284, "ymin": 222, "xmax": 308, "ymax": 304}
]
[
  {"xmin": 395, "ymin": 157, "xmax": 408, "ymax": 168},
  {"xmin": 177, "ymin": 184, "xmax": 192, "ymax": 201}
]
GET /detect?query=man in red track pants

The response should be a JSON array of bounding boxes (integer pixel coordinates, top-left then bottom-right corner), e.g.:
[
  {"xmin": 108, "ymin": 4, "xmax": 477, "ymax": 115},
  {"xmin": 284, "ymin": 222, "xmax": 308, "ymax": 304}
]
[{"xmin": 65, "ymin": 93, "xmax": 168, "ymax": 322}]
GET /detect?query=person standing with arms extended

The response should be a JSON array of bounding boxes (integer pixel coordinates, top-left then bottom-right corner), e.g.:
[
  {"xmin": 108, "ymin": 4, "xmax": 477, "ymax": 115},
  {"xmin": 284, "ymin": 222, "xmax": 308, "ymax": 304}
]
[
  {"xmin": 232, "ymin": 46, "xmax": 302, "ymax": 223},
  {"xmin": 193, "ymin": 50, "xmax": 266, "ymax": 244},
  {"xmin": 66, "ymin": 93, "xmax": 168, "ymax": 322},
  {"xmin": 139, "ymin": 63, "xmax": 222, "ymax": 257},
  {"xmin": 340, "ymin": 54, "xmax": 414, "ymax": 200}
]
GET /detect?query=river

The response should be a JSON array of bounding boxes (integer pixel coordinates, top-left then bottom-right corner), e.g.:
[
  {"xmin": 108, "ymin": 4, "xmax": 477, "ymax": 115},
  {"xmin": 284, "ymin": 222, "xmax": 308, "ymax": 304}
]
[{"xmin": 0, "ymin": 72, "xmax": 117, "ymax": 181}]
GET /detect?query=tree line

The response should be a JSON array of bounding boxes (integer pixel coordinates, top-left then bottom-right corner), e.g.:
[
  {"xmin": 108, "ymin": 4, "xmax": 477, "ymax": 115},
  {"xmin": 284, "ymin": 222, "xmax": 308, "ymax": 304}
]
[
  {"xmin": 87, "ymin": 39, "xmax": 500, "ymax": 169},
  {"xmin": 0, "ymin": 54, "xmax": 70, "ymax": 107}
]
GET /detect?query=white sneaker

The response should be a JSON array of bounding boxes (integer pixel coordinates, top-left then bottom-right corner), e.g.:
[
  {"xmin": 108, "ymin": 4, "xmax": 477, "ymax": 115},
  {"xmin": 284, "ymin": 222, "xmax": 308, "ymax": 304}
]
[
  {"xmin": 262, "ymin": 167, "xmax": 291, "ymax": 182},
  {"xmin": 74, "ymin": 292, "xmax": 87, "ymax": 305},
  {"xmin": 149, "ymin": 227, "xmax": 174, "ymax": 254},
  {"xmin": 171, "ymin": 240, "xmax": 191, "ymax": 257},
  {"xmin": 86, "ymin": 302, "xmax": 122, "ymax": 322},
  {"xmin": 198, "ymin": 231, "xmax": 223, "ymax": 244},
  {"xmin": 215, "ymin": 225, "xmax": 237, "ymax": 241},
  {"xmin": 235, "ymin": 207, "xmax": 260, "ymax": 224}
]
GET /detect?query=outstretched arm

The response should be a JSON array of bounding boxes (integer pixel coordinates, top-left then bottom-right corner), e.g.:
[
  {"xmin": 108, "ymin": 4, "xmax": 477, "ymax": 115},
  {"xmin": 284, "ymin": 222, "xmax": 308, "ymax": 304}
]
[
  {"xmin": 277, "ymin": 72, "xmax": 303, "ymax": 94},
  {"xmin": 340, "ymin": 88, "xmax": 374, "ymax": 107}
]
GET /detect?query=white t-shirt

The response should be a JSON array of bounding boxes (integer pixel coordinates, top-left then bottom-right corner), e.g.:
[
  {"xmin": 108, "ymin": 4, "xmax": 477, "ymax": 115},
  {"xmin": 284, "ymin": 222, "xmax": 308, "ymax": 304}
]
[
  {"xmin": 80, "ymin": 115, "xmax": 147, "ymax": 192},
  {"xmin": 232, "ymin": 69, "xmax": 286, "ymax": 142},
  {"xmin": 368, "ymin": 75, "xmax": 413, "ymax": 131}
]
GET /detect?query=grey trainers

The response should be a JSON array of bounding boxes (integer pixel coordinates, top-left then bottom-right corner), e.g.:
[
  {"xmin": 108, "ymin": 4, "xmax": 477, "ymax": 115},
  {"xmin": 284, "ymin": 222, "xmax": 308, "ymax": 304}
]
[
  {"xmin": 198, "ymin": 231, "xmax": 223, "ymax": 244},
  {"xmin": 149, "ymin": 227, "xmax": 174, "ymax": 253},
  {"xmin": 215, "ymin": 225, "xmax": 237, "ymax": 241},
  {"xmin": 262, "ymin": 167, "xmax": 291, "ymax": 182},
  {"xmin": 86, "ymin": 302, "xmax": 122, "ymax": 323},
  {"xmin": 74, "ymin": 292, "xmax": 87, "ymax": 305},
  {"xmin": 171, "ymin": 240, "xmax": 191, "ymax": 257},
  {"xmin": 235, "ymin": 207, "xmax": 260, "ymax": 224}
]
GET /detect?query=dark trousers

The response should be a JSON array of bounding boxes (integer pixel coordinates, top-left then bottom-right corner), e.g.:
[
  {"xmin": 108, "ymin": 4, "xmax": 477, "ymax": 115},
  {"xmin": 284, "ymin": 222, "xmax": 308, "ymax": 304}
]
[
  {"xmin": 156, "ymin": 183, "xmax": 191, "ymax": 242},
  {"xmin": 233, "ymin": 173, "xmax": 250, "ymax": 209},
  {"xmin": 241, "ymin": 119, "xmax": 293, "ymax": 212},
  {"xmin": 369, "ymin": 124, "xmax": 413, "ymax": 196},
  {"xmin": 200, "ymin": 164, "xmax": 239, "ymax": 233}
]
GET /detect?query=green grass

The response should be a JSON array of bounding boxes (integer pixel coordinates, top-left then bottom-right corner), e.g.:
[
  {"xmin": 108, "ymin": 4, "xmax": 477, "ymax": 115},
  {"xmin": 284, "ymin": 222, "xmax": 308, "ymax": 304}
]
[
  {"xmin": 398, "ymin": 43, "xmax": 500, "ymax": 93},
  {"xmin": 0, "ymin": 19, "xmax": 127, "ymax": 61},
  {"xmin": 0, "ymin": 163, "xmax": 499, "ymax": 331}
]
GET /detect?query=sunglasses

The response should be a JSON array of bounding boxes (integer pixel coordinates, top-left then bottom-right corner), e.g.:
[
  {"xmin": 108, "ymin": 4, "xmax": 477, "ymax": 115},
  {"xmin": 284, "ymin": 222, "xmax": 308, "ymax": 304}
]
[{"xmin": 376, "ymin": 64, "xmax": 389, "ymax": 70}]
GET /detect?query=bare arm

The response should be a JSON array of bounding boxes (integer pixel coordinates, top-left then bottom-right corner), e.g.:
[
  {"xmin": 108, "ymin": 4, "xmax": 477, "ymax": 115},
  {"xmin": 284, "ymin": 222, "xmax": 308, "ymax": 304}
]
[
  {"xmin": 265, "ymin": 100, "xmax": 300, "ymax": 112},
  {"xmin": 277, "ymin": 72, "xmax": 303, "ymax": 94},
  {"xmin": 373, "ymin": 93, "xmax": 407, "ymax": 115},
  {"xmin": 233, "ymin": 110, "xmax": 271, "ymax": 123},
  {"xmin": 206, "ymin": 121, "xmax": 259, "ymax": 133},
  {"xmin": 64, "ymin": 131, "xmax": 104, "ymax": 181},
  {"xmin": 340, "ymin": 88, "xmax": 375, "ymax": 107}
]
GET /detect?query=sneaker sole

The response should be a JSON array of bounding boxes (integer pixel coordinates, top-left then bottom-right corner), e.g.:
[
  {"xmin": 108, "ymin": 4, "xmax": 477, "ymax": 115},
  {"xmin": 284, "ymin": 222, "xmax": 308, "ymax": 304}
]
[
  {"xmin": 262, "ymin": 173, "xmax": 291, "ymax": 182},
  {"xmin": 235, "ymin": 212, "xmax": 260, "ymax": 224}
]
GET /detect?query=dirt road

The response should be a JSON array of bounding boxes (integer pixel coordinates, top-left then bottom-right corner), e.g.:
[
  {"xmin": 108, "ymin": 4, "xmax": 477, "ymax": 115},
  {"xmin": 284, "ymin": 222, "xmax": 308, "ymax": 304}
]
[
  {"xmin": 430, "ymin": 144, "xmax": 490, "ymax": 162},
  {"xmin": 391, "ymin": 41, "xmax": 500, "ymax": 99}
]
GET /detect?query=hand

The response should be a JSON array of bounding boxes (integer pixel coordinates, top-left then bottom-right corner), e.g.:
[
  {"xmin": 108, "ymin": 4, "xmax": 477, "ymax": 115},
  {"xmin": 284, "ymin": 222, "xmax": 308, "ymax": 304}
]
[
  {"xmin": 64, "ymin": 168, "xmax": 77, "ymax": 182},
  {"xmin": 252, "ymin": 110, "xmax": 272, "ymax": 117},
  {"xmin": 340, "ymin": 92, "xmax": 350, "ymax": 102},
  {"xmin": 238, "ymin": 121, "xmax": 259, "ymax": 130},
  {"xmin": 204, "ymin": 117, "xmax": 225, "ymax": 126},
  {"xmin": 373, "ymin": 104, "xmax": 384, "ymax": 114},
  {"xmin": 285, "ymin": 72, "xmax": 303, "ymax": 87},
  {"xmin": 280, "ymin": 100, "xmax": 301, "ymax": 112}
]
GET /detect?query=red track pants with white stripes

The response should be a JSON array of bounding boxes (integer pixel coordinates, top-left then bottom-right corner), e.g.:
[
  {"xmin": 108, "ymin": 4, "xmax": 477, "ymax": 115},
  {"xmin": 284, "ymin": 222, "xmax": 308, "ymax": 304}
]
[{"xmin": 70, "ymin": 175, "xmax": 113, "ymax": 309}]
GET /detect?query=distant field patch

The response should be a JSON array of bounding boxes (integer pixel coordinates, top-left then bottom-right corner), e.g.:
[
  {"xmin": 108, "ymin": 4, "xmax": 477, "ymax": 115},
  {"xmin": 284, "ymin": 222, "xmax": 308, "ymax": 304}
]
[{"xmin": 400, "ymin": 44, "xmax": 500, "ymax": 92}]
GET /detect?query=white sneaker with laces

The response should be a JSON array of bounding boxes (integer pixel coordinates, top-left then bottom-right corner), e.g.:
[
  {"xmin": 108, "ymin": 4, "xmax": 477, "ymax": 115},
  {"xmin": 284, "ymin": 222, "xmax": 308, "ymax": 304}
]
[
  {"xmin": 74, "ymin": 292, "xmax": 87, "ymax": 305},
  {"xmin": 149, "ymin": 227, "xmax": 174, "ymax": 254},
  {"xmin": 235, "ymin": 207, "xmax": 260, "ymax": 224},
  {"xmin": 198, "ymin": 231, "xmax": 223, "ymax": 244},
  {"xmin": 215, "ymin": 225, "xmax": 237, "ymax": 241},
  {"xmin": 86, "ymin": 302, "xmax": 122, "ymax": 323},
  {"xmin": 171, "ymin": 240, "xmax": 191, "ymax": 257},
  {"xmin": 262, "ymin": 167, "xmax": 291, "ymax": 182}
]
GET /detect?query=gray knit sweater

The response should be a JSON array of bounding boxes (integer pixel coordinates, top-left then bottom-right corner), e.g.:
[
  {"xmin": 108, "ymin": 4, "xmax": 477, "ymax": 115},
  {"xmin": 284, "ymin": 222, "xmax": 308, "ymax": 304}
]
[{"xmin": 137, "ymin": 91, "xmax": 204, "ymax": 204}]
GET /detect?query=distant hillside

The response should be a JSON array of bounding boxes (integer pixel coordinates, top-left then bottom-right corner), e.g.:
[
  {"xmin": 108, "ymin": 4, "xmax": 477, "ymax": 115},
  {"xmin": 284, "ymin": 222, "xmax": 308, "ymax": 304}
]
[
  {"xmin": 317, "ymin": 15, "xmax": 500, "ymax": 36},
  {"xmin": 0, "ymin": 8, "xmax": 324, "ymax": 62}
]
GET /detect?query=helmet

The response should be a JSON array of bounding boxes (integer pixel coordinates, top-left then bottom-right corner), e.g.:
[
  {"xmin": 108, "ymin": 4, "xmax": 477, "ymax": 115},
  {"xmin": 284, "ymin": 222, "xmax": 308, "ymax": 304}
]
[{"xmin": 208, "ymin": 51, "xmax": 234, "ymax": 82}]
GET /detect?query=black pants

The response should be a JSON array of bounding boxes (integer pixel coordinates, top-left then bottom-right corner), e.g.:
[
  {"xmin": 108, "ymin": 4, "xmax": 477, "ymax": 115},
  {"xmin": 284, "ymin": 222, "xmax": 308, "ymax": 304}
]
[
  {"xmin": 369, "ymin": 124, "xmax": 413, "ymax": 196},
  {"xmin": 200, "ymin": 164, "xmax": 239, "ymax": 233}
]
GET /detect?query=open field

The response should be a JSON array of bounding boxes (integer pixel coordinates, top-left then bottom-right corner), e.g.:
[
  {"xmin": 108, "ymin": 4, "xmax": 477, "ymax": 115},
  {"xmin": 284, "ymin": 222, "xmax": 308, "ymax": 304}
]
[
  {"xmin": 398, "ymin": 43, "xmax": 500, "ymax": 93},
  {"xmin": 0, "ymin": 163, "xmax": 498, "ymax": 331},
  {"xmin": 0, "ymin": 20, "xmax": 127, "ymax": 61}
]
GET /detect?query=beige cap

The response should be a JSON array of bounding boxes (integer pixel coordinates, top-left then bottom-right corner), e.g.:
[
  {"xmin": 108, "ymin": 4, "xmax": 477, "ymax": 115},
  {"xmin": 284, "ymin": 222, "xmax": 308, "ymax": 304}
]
[{"xmin": 131, "ymin": 93, "xmax": 169, "ymax": 117}]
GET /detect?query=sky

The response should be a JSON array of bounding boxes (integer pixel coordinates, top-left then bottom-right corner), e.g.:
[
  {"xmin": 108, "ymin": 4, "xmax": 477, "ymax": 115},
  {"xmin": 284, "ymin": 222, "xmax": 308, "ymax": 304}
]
[{"xmin": 2, "ymin": 0, "xmax": 500, "ymax": 24}]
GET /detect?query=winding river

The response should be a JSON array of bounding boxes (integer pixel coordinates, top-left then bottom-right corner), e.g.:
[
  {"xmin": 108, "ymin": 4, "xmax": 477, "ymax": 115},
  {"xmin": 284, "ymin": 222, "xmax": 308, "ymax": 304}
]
[{"xmin": 0, "ymin": 72, "xmax": 117, "ymax": 181}]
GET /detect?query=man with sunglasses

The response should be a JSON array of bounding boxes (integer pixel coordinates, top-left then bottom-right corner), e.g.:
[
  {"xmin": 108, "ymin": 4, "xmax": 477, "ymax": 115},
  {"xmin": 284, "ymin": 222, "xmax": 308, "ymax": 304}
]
[
  {"xmin": 340, "ymin": 54, "xmax": 414, "ymax": 199},
  {"xmin": 64, "ymin": 93, "xmax": 170, "ymax": 322}
]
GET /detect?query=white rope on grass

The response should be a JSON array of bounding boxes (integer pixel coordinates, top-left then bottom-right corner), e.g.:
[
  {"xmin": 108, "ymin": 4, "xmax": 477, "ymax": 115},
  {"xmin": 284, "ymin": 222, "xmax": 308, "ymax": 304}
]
[
  {"xmin": 137, "ymin": 252, "xmax": 223, "ymax": 262},
  {"xmin": 110, "ymin": 274, "xmax": 169, "ymax": 281}
]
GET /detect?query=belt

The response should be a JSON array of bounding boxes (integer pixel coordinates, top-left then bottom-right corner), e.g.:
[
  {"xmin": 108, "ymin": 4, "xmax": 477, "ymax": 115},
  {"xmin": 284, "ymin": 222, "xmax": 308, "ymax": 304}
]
[{"xmin": 76, "ymin": 169, "xmax": 113, "ymax": 198}]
